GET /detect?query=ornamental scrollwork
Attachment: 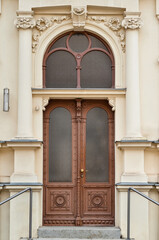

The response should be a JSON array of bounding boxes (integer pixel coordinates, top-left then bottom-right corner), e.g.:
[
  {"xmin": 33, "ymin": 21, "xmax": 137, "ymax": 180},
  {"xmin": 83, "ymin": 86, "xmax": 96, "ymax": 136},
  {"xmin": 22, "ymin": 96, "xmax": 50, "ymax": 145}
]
[
  {"xmin": 122, "ymin": 17, "xmax": 143, "ymax": 29},
  {"xmin": 15, "ymin": 17, "xmax": 36, "ymax": 29},
  {"xmin": 42, "ymin": 98, "xmax": 50, "ymax": 111},
  {"xmin": 107, "ymin": 97, "xmax": 115, "ymax": 111},
  {"xmin": 32, "ymin": 16, "xmax": 70, "ymax": 52},
  {"xmin": 88, "ymin": 16, "xmax": 125, "ymax": 52}
]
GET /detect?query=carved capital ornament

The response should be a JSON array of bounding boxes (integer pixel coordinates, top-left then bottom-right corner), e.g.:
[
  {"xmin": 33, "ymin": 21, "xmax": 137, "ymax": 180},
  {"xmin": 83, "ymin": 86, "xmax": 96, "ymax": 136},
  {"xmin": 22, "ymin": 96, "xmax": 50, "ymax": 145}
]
[
  {"xmin": 122, "ymin": 17, "xmax": 143, "ymax": 29},
  {"xmin": 15, "ymin": 17, "xmax": 36, "ymax": 29}
]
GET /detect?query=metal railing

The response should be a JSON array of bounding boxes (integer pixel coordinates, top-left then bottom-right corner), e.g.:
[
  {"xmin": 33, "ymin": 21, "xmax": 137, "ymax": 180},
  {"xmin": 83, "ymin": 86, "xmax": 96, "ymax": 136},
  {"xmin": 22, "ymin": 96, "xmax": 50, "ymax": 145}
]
[
  {"xmin": 0, "ymin": 187, "xmax": 32, "ymax": 240},
  {"xmin": 126, "ymin": 187, "xmax": 159, "ymax": 240}
]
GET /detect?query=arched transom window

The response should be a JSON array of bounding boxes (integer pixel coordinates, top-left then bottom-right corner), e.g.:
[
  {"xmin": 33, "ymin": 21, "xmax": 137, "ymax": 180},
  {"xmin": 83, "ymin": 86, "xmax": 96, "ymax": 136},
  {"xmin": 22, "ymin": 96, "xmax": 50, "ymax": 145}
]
[{"xmin": 43, "ymin": 32, "xmax": 115, "ymax": 88}]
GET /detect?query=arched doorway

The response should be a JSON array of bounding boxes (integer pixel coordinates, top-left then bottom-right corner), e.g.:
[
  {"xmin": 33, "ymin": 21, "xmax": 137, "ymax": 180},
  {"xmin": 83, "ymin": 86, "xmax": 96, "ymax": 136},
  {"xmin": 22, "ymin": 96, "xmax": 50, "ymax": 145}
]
[{"xmin": 43, "ymin": 32, "xmax": 115, "ymax": 226}]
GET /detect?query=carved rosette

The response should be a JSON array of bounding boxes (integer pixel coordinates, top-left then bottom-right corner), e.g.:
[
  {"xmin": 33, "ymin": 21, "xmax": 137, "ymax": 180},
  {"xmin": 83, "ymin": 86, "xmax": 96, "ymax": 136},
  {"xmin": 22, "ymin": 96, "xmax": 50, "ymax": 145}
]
[
  {"xmin": 88, "ymin": 16, "xmax": 125, "ymax": 52},
  {"xmin": 15, "ymin": 17, "xmax": 36, "ymax": 29},
  {"xmin": 122, "ymin": 17, "xmax": 143, "ymax": 29},
  {"xmin": 50, "ymin": 191, "xmax": 71, "ymax": 211}
]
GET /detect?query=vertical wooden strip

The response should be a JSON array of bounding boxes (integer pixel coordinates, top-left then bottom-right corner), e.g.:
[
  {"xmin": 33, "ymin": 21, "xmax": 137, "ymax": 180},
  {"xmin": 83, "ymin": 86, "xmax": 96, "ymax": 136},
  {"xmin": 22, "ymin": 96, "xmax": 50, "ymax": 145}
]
[{"xmin": 75, "ymin": 99, "xmax": 82, "ymax": 226}]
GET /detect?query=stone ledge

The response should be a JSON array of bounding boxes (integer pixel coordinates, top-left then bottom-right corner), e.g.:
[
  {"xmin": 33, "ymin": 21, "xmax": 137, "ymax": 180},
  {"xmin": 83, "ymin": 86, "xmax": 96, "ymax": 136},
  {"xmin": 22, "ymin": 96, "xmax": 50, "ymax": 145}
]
[
  {"xmin": 116, "ymin": 140, "xmax": 152, "ymax": 149},
  {"xmin": 0, "ymin": 140, "xmax": 43, "ymax": 149},
  {"xmin": 116, "ymin": 182, "xmax": 155, "ymax": 192},
  {"xmin": 0, "ymin": 182, "xmax": 42, "ymax": 191}
]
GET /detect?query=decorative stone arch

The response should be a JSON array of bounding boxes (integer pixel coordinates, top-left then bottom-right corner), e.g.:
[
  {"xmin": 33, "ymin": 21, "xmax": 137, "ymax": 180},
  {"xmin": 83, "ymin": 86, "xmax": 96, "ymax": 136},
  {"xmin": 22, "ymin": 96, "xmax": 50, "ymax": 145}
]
[{"xmin": 33, "ymin": 19, "xmax": 124, "ymax": 89}]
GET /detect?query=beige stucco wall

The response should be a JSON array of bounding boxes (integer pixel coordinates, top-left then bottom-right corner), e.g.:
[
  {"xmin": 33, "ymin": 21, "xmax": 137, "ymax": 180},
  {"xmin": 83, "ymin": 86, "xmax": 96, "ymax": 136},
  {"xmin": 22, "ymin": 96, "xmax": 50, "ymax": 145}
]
[{"xmin": 0, "ymin": 0, "xmax": 18, "ymax": 140}]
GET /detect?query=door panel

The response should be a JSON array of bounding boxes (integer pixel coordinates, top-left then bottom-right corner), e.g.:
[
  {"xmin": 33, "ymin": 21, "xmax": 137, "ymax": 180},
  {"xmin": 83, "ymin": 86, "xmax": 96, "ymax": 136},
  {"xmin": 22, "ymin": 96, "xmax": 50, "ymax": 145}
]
[
  {"xmin": 43, "ymin": 100, "xmax": 114, "ymax": 226},
  {"xmin": 43, "ymin": 100, "xmax": 77, "ymax": 225},
  {"xmin": 80, "ymin": 100, "xmax": 114, "ymax": 225}
]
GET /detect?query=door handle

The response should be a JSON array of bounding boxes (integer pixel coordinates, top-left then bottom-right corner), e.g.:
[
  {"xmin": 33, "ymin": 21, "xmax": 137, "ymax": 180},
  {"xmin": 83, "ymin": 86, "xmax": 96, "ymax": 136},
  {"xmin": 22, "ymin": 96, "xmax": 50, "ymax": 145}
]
[{"xmin": 80, "ymin": 169, "xmax": 84, "ymax": 178}]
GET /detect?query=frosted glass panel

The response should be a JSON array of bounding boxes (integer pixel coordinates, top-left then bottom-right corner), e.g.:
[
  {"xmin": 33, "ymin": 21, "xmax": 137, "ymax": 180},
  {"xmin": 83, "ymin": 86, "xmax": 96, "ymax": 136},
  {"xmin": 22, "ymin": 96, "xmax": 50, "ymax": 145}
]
[
  {"xmin": 46, "ymin": 51, "xmax": 76, "ymax": 88},
  {"xmin": 89, "ymin": 34, "xmax": 109, "ymax": 51},
  {"xmin": 50, "ymin": 34, "xmax": 68, "ymax": 51},
  {"xmin": 49, "ymin": 107, "xmax": 72, "ymax": 182},
  {"xmin": 81, "ymin": 51, "xmax": 112, "ymax": 88},
  {"xmin": 86, "ymin": 108, "xmax": 109, "ymax": 182},
  {"xmin": 69, "ymin": 33, "xmax": 89, "ymax": 52}
]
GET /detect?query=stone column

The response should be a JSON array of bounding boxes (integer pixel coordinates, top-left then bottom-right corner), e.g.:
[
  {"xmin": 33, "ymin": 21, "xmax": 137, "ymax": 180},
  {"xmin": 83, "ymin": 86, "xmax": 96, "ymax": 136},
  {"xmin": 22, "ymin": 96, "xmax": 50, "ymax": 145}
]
[
  {"xmin": 15, "ymin": 11, "xmax": 35, "ymax": 138},
  {"xmin": 122, "ymin": 12, "xmax": 143, "ymax": 139}
]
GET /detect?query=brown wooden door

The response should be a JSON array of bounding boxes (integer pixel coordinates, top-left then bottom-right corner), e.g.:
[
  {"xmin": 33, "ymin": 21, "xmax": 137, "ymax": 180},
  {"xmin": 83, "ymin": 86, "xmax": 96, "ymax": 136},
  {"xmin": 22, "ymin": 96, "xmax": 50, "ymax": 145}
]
[{"xmin": 43, "ymin": 100, "xmax": 115, "ymax": 226}]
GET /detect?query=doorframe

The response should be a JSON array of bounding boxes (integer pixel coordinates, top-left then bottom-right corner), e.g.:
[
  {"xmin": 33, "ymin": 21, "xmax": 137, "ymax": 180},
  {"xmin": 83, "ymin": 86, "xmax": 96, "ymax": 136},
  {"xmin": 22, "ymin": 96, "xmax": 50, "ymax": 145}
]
[{"xmin": 43, "ymin": 98, "xmax": 115, "ymax": 226}]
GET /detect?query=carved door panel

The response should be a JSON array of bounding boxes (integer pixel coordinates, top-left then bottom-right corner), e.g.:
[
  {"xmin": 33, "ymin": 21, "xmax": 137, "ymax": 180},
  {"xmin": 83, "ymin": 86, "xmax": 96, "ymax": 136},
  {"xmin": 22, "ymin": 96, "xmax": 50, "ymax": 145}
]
[{"xmin": 43, "ymin": 100, "xmax": 114, "ymax": 226}]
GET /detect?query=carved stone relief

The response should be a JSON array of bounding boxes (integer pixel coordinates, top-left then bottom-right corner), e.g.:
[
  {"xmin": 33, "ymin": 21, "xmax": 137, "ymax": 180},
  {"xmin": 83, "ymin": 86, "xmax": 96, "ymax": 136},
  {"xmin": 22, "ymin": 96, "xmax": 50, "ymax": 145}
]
[
  {"xmin": 32, "ymin": 16, "xmax": 70, "ymax": 52},
  {"xmin": 107, "ymin": 97, "xmax": 115, "ymax": 111},
  {"xmin": 42, "ymin": 98, "xmax": 50, "ymax": 111},
  {"xmin": 15, "ymin": 17, "xmax": 36, "ymax": 29},
  {"xmin": 88, "ymin": 16, "xmax": 126, "ymax": 52},
  {"xmin": 122, "ymin": 17, "xmax": 143, "ymax": 29},
  {"xmin": 71, "ymin": 6, "xmax": 87, "ymax": 31}
]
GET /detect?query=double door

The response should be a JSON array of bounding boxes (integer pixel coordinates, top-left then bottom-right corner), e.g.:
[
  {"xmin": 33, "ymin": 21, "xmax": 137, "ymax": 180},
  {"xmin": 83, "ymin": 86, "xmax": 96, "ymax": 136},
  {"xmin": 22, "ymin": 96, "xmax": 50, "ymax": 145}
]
[{"xmin": 43, "ymin": 100, "xmax": 114, "ymax": 226}]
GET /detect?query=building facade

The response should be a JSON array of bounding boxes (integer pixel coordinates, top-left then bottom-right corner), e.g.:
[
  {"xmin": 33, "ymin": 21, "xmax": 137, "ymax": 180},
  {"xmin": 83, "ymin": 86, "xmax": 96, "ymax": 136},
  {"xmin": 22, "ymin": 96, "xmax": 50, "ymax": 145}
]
[{"xmin": 0, "ymin": 0, "xmax": 159, "ymax": 239}]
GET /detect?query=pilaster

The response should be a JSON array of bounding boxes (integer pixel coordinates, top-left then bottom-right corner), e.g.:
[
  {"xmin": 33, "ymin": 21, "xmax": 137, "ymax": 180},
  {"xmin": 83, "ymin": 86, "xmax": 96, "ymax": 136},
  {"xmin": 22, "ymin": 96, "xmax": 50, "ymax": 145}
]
[
  {"xmin": 122, "ymin": 12, "xmax": 143, "ymax": 140},
  {"xmin": 14, "ymin": 11, "xmax": 35, "ymax": 138}
]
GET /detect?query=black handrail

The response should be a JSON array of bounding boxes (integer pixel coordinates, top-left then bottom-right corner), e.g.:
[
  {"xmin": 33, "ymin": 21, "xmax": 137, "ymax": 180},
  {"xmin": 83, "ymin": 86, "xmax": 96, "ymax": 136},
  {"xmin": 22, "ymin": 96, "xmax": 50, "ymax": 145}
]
[
  {"xmin": 0, "ymin": 187, "xmax": 32, "ymax": 240},
  {"xmin": 126, "ymin": 187, "xmax": 159, "ymax": 240}
]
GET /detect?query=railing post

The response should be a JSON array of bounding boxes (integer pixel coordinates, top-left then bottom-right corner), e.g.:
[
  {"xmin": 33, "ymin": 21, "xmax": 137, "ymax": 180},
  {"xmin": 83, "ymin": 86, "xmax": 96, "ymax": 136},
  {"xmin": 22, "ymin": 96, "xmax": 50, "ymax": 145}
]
[
  {"xmin": 127, "ymin": 188, "xmax": 131, "ymax": 240},
  {"xmin": 29, "ymin": 188, "xmax": 32, "ymax": 240}
]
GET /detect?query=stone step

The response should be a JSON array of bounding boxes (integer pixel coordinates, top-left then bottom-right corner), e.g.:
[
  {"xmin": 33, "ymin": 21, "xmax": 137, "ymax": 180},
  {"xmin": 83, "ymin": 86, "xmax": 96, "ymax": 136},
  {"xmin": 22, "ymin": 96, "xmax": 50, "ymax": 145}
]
[
  {"xmin": 37, "ymin": 226, "xmax": 121, "ymax": 239},
  {"xmin": 25, "ymin": 239, "xmax": 126, "ymax": 240}
]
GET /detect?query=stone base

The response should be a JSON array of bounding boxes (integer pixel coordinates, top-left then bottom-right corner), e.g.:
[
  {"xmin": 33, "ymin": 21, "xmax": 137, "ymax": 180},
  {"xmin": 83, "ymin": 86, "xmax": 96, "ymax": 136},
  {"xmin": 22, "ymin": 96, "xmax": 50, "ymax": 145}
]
[
  {"xmin": 10, "ymin": 173, "xmax": 37, "ymax": 183},
  {"xmin": 121, "ymin": 172, "xmax": 148, "ymax": 183}
]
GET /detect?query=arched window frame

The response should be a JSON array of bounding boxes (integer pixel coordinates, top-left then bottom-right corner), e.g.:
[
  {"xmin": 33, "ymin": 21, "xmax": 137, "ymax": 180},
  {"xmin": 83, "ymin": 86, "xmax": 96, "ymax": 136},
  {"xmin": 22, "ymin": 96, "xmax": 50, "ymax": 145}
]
[{"xmin": 43, "ymin": 32, "xmax": 115, "ymax": 88}]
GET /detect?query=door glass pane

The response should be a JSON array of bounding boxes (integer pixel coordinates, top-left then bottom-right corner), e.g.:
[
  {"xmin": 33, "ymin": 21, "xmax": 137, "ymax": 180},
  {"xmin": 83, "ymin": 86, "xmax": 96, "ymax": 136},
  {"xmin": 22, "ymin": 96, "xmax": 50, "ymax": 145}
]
[
  {"xmin": 46, "ymin": 51, "xmax": 77, "ymax": 88},
  {"xmin": 81, "ymin": 51, "xmax": 112, "ymax": 88},
  {"xmin": 49, "ymin": 107, "xmax": 72, "ymax": 182},
  {"xmin": 86, "ymin": 107, "xmax": 109, "ymax": 182}
]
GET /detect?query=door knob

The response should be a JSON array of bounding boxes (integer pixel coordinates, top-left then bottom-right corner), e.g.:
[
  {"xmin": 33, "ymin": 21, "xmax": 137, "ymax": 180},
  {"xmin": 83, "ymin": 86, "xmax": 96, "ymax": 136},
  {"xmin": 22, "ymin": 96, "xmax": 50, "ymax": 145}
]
[{"xmin": 80, "ymin": 169, "xmax": 84, "ymax": 178}]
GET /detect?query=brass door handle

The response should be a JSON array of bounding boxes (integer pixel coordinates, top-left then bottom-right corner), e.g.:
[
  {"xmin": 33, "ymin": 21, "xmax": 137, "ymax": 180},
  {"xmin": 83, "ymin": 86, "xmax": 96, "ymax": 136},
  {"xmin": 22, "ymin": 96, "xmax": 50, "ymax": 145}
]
[{"xmin": 80, "ymin": 169, "xmax": 84, "ymax": 178}]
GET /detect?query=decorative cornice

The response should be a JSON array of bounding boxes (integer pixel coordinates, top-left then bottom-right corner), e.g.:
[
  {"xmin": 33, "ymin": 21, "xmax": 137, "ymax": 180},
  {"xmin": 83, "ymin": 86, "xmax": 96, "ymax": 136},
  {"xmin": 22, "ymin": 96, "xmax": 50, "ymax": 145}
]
[
  {"xmin": 122, "ymin": 17, "xmax": 143, "ymax": 29},
  {"xmin": 88, "ymin": 16, "xmax": 125, "ymax": 52},
  {"xmin": 32, "ymin": 16, "xmax": 70, "ymax": 52},
  {"xmin": 15, "ymin": 16, "xmax": 36, "ymax": 29}
]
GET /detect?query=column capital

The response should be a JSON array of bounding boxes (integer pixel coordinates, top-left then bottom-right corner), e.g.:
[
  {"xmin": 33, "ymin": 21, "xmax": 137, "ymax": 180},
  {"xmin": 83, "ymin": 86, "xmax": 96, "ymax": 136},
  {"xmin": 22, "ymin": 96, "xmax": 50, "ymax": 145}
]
[
  {"xmin": 14, "ymin": 10, "xmax": 35, "ymax": 30},
  {"xmin": 122, "ymin": 12, "xmax": 143, "ymax": 30}
]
